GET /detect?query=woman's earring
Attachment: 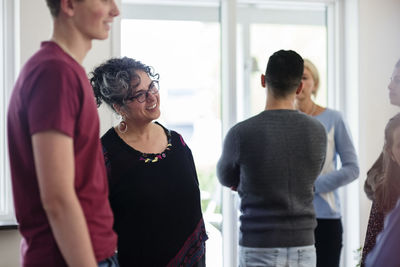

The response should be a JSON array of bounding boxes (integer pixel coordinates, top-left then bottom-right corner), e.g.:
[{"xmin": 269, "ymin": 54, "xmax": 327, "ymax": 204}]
[{"xmin": 118, "ymin": 117, "xmax": 128, "ymax": 134}]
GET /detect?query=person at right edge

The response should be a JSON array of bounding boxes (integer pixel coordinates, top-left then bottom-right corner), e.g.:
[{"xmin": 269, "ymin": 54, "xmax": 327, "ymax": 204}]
[
  {"xmin": 296, "ymin": 59, "xmax": 360, "ymax": 267},
  {"xmin": 362, "ymin": 59, "xmax": 400, "ymax": 267}
]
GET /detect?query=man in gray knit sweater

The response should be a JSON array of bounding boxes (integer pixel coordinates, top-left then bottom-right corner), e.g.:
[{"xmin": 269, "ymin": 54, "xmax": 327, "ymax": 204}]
[{"xmin": 217, "ymin": 50, "xmax": 327, "ymax": 267}]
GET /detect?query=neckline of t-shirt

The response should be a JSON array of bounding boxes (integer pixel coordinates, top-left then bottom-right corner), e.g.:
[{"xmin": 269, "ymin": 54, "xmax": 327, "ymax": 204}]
[
  {"xmin": 111, "ymin": 122, "xmax": 172, "ymax": 157},
  {"xmin": 261, "ymin": 109, "xmax": 300, "ymax": 114}
]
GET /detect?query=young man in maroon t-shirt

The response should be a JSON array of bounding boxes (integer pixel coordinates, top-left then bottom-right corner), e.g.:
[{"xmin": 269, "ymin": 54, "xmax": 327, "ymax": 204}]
[{"xmin": 7, "ymin": 1, "xmax": 119, "ymax": 266}]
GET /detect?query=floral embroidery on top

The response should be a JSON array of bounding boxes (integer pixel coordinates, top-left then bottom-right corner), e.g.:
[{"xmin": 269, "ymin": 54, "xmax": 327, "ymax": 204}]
[{"xmin": 139, "ymin": 126, "xmax": 172, "ymax": 163}]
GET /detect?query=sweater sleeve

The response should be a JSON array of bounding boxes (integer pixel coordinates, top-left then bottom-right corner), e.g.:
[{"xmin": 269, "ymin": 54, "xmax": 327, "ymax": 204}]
[
  {"xmin": 314, "ymin": 113, "xmax": 360, "ymax": 193},
  {"xmin": 217, "ymin": 126, "xmax": 240, "ymax": 188}
]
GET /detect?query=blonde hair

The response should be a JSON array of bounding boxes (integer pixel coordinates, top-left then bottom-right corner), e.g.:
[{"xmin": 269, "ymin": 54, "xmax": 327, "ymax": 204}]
[{"xmin": 303, "ymin": 59, "xmax": 320, "ymax": 97}]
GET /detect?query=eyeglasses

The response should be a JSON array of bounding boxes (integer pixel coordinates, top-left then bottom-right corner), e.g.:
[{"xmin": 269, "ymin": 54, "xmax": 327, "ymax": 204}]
[{"xmin": 126, "ymin": 80, "xmax": 159, "ymax": 103}]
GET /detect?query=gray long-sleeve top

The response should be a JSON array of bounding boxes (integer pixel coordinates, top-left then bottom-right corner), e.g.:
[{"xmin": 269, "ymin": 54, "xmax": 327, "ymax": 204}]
[{"xmin": 217, "ymin": 110, "xmax": 327, "ymax": 248}]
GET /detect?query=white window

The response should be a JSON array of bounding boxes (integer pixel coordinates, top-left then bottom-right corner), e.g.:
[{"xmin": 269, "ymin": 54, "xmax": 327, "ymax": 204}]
[
  {"xmin": 118, "ymin": 1, "xmax": 357, "ymax": 266},
  {"xmin": 0, "ymin": 0, "xmax": 17, "ymax": 227},
  {"xmin": 120, "ymin": 2, "xmax": 223, "ymax": 266}
]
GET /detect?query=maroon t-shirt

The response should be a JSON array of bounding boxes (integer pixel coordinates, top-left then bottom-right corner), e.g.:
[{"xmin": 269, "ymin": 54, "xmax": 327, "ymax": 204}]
[{"xmin": 7, "ymin": 42, "xmax": 117, "ymax": 266}]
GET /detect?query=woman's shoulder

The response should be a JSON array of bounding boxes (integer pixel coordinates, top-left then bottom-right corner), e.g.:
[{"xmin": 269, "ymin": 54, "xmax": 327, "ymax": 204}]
[
  {"xmin": 317, "ymin": 108, "xmax": 347, "ymax": 128},
  {"xmin": 320, "ymin": 108, "xmax": 343, "ymax": 119},
  {"xmin": 170, "ymin": 130, "xmax": 188, "ymax": 148},
  {"xmin": 154, "ymin": 122, "xmax": 187, "ymax": 147},
  {"xmin": 101, "ymin": 127, "xmax": 119, "ymax": 147},
  {"xmin": 102, "ymin": 127, "xmax": 117, "ymax": 139}
]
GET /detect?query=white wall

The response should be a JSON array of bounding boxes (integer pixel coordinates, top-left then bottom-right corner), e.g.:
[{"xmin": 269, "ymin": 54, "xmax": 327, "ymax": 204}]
[
  {"xmin": 0, "ymin": 230, "xmax": 20, "ymax": 267},
  {"xmin": 358, "ymin": 0, "xmax": 400, "ymax": 249}
]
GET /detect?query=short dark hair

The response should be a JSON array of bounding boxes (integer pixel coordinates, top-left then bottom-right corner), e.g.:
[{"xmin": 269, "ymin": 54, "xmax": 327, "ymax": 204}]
[
  {"xmin": 265, "ymin": 50, "xmax": 304, "ymax": 98},
  {"xmin": 46, "ymin": 0, "xmax": 83, "ymax": 18},
  {"xmin": 45, "ymin": 0, "xmax": 61, "ymax": 17},
  {"xmin": 90, "ymin": 57, "xmax": 159, "ymax": 111}
]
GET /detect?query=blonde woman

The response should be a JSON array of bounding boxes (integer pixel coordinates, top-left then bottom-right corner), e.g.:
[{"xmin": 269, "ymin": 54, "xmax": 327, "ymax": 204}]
[{"xmin": 296, "ymin": 59, "xmax": 359, "ymax": 267}]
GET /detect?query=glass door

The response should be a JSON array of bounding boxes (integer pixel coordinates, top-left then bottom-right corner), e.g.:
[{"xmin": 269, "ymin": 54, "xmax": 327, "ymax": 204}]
[
  {"xmin": 237, "ymin": 2, "xmax": 328, "ymax": 119},
  {"xmin": 120, "ymin": 2, "xmax": 223, "ymax": 266},
  {"xmin": 120, "ymin": 1, "xmax": 333, "ymax": 266},
  {"xmin": 220, "ymin": 1, "xmax": 329, "ymax": 266}
]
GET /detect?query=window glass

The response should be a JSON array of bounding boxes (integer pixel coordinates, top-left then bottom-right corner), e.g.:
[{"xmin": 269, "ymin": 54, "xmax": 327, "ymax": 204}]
[
  {"xmin": 0, "ymin": 0, "xmax": 16, "ymax": 225},
  {"xmin": 121, "ymin": 18, "xmax": 223, "ymax": 266},
  {"xmin": 248, "ymin": 24, "xmax": 327, "ymax": 116}
]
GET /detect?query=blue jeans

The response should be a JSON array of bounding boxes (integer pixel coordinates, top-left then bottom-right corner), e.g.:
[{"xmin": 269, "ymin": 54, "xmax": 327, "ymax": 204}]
[
  {"xmin": 98, "ymin": 254, "xmax": 119, "ymax": 267},
  {"xmin": 239, "ymin": 245, "xmax": 316, "ymax": 267}
]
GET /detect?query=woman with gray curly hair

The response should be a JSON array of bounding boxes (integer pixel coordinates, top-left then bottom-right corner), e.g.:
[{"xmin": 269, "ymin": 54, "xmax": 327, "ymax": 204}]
[{"xmin": 90, "ymin": 57, "xmax": 207, "ymax": 267}]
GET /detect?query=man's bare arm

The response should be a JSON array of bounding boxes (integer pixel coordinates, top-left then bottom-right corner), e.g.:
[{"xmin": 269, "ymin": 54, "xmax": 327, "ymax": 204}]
[{"xmin": 32, "ymin": 131, "xmax": 97, "ymax": 267}]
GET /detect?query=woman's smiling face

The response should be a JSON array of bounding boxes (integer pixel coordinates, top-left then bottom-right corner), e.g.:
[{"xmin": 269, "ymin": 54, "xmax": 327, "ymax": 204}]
[{"xmin": 124, "ymin": 71, "xmax": 161, "ymax": 124}]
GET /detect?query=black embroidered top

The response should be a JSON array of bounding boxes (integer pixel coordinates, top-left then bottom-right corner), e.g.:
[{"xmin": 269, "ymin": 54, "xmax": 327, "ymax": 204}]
[{"xmin": 102, "ymin": 122, "xmax": 207, "ymax": 267}]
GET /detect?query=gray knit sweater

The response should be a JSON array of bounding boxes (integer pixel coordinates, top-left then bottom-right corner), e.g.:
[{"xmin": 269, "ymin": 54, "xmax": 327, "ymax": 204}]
[{"xmin": 217, "ymin": 109, "xmax": 327, "ymax": 248}]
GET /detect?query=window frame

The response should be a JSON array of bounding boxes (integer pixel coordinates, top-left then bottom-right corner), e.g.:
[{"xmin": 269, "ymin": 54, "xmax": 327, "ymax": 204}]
[
  {"xmin": 117, "ymin": 1, "xmax": 359, "ymax": 266},
  {"xmin": 0, "ymin": 0, "xmax": 18, "ymax": 228}
]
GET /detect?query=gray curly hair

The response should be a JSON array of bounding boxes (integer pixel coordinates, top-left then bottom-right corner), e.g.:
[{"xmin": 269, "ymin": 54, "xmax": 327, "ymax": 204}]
[{"xmin": 90, "ymin": 57, "xmax": 159, "ymax": 112}]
